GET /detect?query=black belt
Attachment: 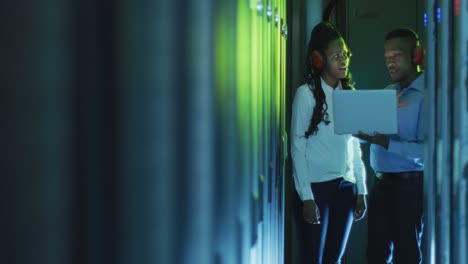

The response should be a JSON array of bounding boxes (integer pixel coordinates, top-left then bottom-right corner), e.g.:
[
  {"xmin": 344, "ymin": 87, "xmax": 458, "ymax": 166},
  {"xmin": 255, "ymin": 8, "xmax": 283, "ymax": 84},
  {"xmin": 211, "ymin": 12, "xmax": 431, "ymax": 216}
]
[{"xmin": 376, "ymin": 171, "xmax": 423, "ymax": 180}]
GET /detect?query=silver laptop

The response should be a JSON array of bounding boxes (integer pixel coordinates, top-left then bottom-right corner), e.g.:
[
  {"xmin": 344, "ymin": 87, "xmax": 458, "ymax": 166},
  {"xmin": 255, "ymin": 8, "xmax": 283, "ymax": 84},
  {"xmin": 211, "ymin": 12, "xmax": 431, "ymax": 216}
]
[{"xmin": 332, "ymin": 89, "xmax": 398, "ymax": 135}]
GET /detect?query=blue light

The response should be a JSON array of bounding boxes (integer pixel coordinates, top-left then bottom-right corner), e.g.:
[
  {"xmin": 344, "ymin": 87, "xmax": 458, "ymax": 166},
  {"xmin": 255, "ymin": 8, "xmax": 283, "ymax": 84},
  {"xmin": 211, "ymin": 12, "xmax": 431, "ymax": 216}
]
[
  {"xmin": 437, "ymin": 7, "xmax": 441, "ymax": 24},
  {"xmin": 256, "ymin": 3, "xmax": 263, "ymax": 12},
  {"xmin": 424, "ymin": 13, "xmax": 428, "ymax": 27},
  {"xmin": 266, "ymin": 6, "xmax": 272, "ymax": 18}
]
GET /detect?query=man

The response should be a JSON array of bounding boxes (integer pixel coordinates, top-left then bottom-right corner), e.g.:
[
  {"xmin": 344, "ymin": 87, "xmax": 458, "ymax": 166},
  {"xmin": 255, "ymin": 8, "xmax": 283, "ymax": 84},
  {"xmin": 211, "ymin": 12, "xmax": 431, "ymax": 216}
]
[{"xmin": 356, "ymin": 28, "xmax": 425, "ymax": 263}]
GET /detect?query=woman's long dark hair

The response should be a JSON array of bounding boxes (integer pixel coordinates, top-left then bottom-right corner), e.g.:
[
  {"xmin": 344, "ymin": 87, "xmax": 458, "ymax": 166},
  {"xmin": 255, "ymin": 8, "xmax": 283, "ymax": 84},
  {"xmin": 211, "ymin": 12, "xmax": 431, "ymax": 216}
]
[{"xmin": 304, "ymin": 21, "xmax": 355, "ymax": 138}]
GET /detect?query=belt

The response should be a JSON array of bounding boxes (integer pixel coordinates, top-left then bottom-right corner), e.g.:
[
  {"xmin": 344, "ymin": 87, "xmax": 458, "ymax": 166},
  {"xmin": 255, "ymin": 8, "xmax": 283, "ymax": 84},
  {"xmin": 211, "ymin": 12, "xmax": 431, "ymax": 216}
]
[{"xmin": 375, "ymin": 171, "xmax": 423, "ymax": 180}]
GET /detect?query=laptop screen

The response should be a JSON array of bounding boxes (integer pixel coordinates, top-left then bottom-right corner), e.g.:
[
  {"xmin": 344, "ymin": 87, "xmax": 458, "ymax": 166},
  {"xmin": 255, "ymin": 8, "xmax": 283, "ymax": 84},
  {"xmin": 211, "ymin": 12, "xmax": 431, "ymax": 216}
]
[{"xmin": 332, "ymin": 89, "xmax": 398, "ymax": 135}]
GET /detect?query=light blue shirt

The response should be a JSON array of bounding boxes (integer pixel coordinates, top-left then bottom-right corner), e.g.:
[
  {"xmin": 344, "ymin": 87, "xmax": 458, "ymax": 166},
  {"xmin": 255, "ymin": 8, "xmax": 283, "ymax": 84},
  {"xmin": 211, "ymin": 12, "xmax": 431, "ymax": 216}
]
[{"xmin": 370, "ymin": 73, "xmax": 425, "ymax": 173}]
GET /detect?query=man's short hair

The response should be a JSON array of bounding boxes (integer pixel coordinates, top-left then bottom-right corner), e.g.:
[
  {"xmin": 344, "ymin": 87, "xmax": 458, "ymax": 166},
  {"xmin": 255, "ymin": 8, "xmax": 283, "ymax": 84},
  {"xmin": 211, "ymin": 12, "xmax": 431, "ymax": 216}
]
[{"xmin": 385, "ymin": 27, "xmax": 420, "ymax": 46}]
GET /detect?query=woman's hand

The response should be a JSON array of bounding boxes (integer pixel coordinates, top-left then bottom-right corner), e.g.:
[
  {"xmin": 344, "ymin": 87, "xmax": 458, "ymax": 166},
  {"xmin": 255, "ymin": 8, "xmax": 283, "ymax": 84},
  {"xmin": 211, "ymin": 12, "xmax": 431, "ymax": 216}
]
[
  {"xmin": 354, "ymin": 194, "xmax": 367, "ymax": 221},
  {"xmin": 303, "ymin": 200, "xmax": 321, "ymax": 224}
]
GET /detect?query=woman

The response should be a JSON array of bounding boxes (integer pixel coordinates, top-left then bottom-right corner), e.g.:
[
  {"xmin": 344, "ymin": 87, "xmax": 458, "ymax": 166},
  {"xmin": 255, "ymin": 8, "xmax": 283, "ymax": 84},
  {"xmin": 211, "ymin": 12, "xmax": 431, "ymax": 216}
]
[{"xmin": 290, "ymin": 21, "xmax": 367, "ymax": 264}]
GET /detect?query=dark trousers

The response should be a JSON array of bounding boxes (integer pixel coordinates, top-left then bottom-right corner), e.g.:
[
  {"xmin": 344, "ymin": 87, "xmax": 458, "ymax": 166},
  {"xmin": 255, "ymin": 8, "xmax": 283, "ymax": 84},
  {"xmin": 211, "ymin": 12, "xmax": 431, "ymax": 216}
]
[
  {"xmin": 367, "ymin": 172, "xmax": 423, "ymax": 264},
  {"xmin": 309, "ymin": 177, "xmax": 356, "ymax": 264}
]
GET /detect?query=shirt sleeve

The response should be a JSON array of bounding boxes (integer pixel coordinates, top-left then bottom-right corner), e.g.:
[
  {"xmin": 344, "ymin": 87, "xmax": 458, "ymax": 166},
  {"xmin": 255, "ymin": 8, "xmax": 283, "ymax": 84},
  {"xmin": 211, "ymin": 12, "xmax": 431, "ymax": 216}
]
[
  {"xmin": 387, "ymin": 97, "xmax": 425, "ymax": 161},
  {"xmin": 351, "ymin": 137, "xmax": 367, "ymax": 195},
  {"xmin": 290, "ymin": 86, "xmax": 315, "ymax": 201}
]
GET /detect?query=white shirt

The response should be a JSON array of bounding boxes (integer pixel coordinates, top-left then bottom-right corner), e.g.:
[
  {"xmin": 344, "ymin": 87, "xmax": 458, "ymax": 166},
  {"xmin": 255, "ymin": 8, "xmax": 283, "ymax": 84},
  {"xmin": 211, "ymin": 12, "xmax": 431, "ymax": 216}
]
[{"xmin": 290, "ymin": 78, "xmax": 367, "ymax": 201}]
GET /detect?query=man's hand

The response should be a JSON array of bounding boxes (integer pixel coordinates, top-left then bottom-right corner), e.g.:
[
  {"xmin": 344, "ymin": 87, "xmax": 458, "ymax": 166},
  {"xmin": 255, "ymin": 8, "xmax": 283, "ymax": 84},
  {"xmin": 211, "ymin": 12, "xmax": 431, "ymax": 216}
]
[
  {"xmin": 303, "ymin": 200, "xmax": 321, "ymax": 224},
  {"xmin": 354, "ymin": 194, "xmax": 367, "ymax": 221},
  {"xmin": 353, "ymin": 131, "xmax": 390, "ymax": 149}
]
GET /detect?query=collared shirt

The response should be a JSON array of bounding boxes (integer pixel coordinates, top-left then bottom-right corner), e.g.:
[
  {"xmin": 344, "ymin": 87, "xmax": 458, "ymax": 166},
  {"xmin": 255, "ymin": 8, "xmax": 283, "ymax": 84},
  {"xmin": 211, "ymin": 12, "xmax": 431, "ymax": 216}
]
[
  {"xmin": 370, "ymin": 73, "xmax": 425, "ymax": 173},
  {"xmin": 290, "ymin": 78, "xmax": 367, "ymax": 201}
]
